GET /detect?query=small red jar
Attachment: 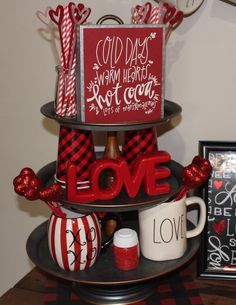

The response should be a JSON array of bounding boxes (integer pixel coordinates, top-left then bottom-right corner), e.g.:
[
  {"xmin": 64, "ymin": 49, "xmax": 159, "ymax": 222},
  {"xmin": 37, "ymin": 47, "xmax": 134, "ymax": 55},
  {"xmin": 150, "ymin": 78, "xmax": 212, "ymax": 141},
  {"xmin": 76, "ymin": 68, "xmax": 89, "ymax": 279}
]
[{"xmin": 113, "ymin": 228, "xmax": 139, "ymax": 271}]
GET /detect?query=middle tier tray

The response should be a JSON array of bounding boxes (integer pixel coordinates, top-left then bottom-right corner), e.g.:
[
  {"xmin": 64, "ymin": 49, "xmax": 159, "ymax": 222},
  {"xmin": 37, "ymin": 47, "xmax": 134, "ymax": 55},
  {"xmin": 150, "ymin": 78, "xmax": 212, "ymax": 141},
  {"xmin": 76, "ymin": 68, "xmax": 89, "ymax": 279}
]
[{"xmin": 37, "ymin": 160, "xmax": 183, "ymax": 212}]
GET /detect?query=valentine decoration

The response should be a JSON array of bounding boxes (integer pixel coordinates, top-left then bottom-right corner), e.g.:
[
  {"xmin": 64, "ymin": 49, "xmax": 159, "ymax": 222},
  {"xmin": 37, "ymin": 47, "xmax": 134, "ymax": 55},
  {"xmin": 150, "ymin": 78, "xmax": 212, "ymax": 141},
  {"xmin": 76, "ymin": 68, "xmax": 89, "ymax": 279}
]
[
  {"xmin": 123, "ymin": 1, "xmax": 183, "ymax": 171},
  {"xmin": 139, "ymin": 195, "xmax": 206, "ymax": 261},
  {"xmin": 67, "ymin": 151, "xmax": 171, "ymax": 203},
  {"xmin": 13, "ymin": 167, "xmax": 64, "ymax": 217},
  {"xmin": 163, "ymin": 0, "xmax": 205, "ymax": 15},
  {"xmin": 49, "ymin": 3, "xmax": 91, "ymax": 117},
  {"xmin": 48, "ymin": 209, "xmax": 121, "ymax": 271},
  {"xmin": 198, "ymin": 141, "xmax": 236, "ymax": 279},
  {"xmin": 77, "ymin": 24, "xmax": 165, "ymax": 123},
  {"xmin": 48, "ymin": 211, "xmax": 100, "ymax": 271},
  {"xmin": 55, "ymin": 126, "xmax": 96, "ymax": 189},
  {"xmin": 13, "ymin": 2, "xmax": 206, "ymax": 303},
  {"xmin": 174, "ymin": 155, "xmax": 212, "ymax": 200},
  {"xmin": 113, "ymin": 228, "xmax": 139, "ymax": 271}
]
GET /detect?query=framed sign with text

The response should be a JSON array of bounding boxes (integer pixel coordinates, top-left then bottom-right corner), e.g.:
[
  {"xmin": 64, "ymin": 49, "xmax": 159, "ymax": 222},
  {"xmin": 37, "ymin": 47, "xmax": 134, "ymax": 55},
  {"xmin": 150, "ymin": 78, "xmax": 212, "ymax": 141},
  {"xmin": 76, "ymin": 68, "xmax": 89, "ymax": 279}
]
[
  {"xmin": 198, "ymin": 141, "xmax": 236, "ymax": 279},
  {"xmin": 76, "ymin": 25, "xmax": 165, "ymax": 123}
]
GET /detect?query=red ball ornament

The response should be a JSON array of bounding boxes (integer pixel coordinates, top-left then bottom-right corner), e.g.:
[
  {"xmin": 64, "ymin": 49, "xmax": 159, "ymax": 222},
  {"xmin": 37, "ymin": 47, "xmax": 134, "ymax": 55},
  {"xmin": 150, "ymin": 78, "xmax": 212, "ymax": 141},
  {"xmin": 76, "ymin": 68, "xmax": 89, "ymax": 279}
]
[
  {"xmin": 14, "ymin": 184, "xmax": 28, "ymax": 196},
  {"xmin": 182, "ymin": 155, "xmax": 212, "ymax": 190},
  {"xmin": 24, "ymin": 189, "xmax": 39, "ymax": 201},
  {"xmin": 21, "ymin": 174, "xmax": 34, "ymax": 187},
  {"xmin": 192, "ymin": 155, "xmax": 212, "ymax": 176},
  {"xmin": 20, "ymin": 168, "xmax": 35, "ymax": 177},
  {"xmin": 13, "ymin": 175, "xmax": 22, "ymax": 186},
  {"xmin": 29, "ymin": 177, "xmax": 42, "ymax": 190}
]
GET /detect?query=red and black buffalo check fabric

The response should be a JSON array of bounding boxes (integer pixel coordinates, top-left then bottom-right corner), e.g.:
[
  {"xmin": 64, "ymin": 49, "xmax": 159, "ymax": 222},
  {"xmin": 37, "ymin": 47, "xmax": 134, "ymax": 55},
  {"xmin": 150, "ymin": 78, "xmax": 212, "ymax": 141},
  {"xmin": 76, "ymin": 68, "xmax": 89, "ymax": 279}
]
[
  {"xmin": 56, "ymin": 127, "xmax": 95, "ymax": 187},
  {"xmin": 44, "ymin": 267, "xmax": 203, "ymax": 305},
  {"xmin": 123, "ymin": 128, "xmax": 158, "ymax": 169}
]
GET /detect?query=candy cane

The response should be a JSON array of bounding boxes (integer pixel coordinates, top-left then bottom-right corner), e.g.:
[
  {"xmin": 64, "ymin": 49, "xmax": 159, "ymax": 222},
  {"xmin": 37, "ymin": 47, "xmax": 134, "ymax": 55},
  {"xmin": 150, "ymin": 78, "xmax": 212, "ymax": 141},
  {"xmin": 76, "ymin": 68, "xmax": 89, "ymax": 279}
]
[
  {"xmin": 50, "ymin": 3, "xmax": 91, "ymax": 117},
  {"xmin": 147, "ymin": 3, "xmax": 165, "ymax": 24},
  {"xmin": 55, "ymin": 5, "xmax": 73, "ymax": 116},
  {"xmin": 65, "ymin": 3, "xmax": 91, "ymax": 117}
]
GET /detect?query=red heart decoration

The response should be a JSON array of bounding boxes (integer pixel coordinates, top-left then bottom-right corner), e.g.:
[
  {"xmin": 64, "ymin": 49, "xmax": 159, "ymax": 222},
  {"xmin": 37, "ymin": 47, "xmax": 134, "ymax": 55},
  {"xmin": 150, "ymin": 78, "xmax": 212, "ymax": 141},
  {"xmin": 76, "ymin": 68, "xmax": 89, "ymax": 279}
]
[
  {"xmin": 212, "ymin": 219, "xmax": 225, "ymax": 235},
  {"xmin": 214, "ymin": 180, "xmax": 223, "ymax": 190},
  {"xmin": 169, "ymin": 11, "xmax": 184, "ymax": 27},
  {"xmin": 132, "ymin": 2, "xmax": 152, "ymax": 24},
  {"xmin": 49, "ymin": 5, "xmax": 64, "ymax": 26},
  {"xmin": 69, "ymin": 3, "xmax": 91, "ymax": 25},
  {"xmin": 163, "ymin": 3, "xmax": 176, "ymax": 24},
  {"xmin": 182, "ymin": 155, "xmax": 212, "ymax": 190},
  {"xmin": 192, "ymin": 156, "xmax": 212, "ymax": 176}
]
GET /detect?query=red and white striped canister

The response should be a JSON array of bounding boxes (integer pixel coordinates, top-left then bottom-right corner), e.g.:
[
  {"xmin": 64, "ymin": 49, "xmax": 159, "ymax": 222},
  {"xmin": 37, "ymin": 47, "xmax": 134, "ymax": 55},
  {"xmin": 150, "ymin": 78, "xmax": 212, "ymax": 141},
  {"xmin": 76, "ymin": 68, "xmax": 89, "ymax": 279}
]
[{"xmin": 48, "ymin": 210, "xmax": 101, "ymax": 271}]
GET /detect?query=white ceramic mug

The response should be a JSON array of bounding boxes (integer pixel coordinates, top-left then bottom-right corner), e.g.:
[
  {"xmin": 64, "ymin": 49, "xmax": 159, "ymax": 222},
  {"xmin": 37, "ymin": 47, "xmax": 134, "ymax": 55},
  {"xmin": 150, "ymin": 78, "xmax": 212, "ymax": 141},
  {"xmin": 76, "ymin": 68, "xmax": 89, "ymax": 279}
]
[{"xmin": 138, "ymin": 196, "xmax": 206, "ymax": 261}]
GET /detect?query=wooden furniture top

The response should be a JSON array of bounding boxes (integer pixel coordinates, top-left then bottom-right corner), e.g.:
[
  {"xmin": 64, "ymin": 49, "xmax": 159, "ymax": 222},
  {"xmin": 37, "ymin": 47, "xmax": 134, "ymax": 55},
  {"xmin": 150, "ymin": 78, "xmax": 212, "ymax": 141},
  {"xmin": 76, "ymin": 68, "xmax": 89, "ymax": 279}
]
[{"xmin": 0, "ymin": 258, "xmax": 236, "ymax": 305}]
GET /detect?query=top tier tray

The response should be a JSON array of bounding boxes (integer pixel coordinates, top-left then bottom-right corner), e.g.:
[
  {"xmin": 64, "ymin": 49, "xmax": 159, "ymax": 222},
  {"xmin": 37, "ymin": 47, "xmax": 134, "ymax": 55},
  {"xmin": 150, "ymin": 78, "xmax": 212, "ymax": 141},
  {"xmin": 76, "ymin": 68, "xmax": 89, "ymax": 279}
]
[{"xmin": 41, "ymin": 100, "xmax": 181, "ymax": 131}]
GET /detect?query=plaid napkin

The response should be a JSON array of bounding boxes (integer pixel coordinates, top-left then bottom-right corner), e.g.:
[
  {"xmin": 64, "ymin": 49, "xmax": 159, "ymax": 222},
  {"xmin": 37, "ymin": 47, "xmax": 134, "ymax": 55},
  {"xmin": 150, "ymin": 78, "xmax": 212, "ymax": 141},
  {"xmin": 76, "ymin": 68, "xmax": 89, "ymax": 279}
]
[{"xmin": 44, "ymin": 266, "xmax": 203, "ymax": 305}]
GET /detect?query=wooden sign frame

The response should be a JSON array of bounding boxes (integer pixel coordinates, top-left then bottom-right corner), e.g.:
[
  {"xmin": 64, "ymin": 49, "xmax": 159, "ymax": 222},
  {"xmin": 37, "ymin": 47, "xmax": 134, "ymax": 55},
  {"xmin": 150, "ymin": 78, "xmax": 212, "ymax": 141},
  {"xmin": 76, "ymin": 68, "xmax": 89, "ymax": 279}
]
[
  {"xmin": 198, "ymin": 141, "xmax": 236, "ymax": 279},
  {"xmin": 76, "ymin": 24, "xmax": 165, "ymax": 124}
]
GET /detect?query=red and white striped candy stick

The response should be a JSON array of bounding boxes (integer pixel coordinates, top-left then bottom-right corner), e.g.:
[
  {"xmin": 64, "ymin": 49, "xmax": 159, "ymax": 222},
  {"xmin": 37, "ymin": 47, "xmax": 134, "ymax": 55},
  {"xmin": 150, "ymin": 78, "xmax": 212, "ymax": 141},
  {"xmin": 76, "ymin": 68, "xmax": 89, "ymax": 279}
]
[
  {"xmin": 50, "ymin": 4, "xmax": 74, "ymax": 116},
  {"xmin": 66, "ymin": 54, "xmax": 77, "ymax": 117},
  {"xmin": 58, "ymin": 5, "xmax": 73, "ymax": 116},
  {"xmin": 147, "ymin": 2, "xmax": 166, "ymax": 24},
  {"xmin": 49, "ymin": 5, "xmax": 67, "ymax": 116},
  {"xmin": 50, "ymin": 3, "xmax": 91, "ymax": 117},
  {"xmin": 65, "ymin": 4, "xmax": 91, "ymax": 117}
]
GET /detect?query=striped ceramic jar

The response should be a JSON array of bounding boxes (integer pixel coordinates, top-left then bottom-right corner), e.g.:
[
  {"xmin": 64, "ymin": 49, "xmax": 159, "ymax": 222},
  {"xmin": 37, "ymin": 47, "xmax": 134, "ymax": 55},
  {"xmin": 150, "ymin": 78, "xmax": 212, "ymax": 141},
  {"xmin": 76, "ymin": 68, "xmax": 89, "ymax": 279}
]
[{"xmin": 48, "ymin": 211, "xmax": 101, "ymax": 271}]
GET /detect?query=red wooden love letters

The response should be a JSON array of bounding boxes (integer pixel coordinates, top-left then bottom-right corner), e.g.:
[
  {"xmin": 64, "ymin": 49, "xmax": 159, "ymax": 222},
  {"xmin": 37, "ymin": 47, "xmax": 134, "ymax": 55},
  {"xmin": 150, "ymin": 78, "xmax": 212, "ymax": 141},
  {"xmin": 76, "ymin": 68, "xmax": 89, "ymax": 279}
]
[{"xmin": 67, "ymin": 151, "xmax": 171, "ymax": 203}]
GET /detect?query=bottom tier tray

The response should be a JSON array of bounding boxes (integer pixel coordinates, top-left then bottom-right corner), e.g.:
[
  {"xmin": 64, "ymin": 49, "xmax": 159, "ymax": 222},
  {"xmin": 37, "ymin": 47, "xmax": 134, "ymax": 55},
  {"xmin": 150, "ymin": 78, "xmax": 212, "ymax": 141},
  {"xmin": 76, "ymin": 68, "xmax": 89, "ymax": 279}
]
[{"xmin": 26, "ymin": 213, "xmax": 200, "ymax": 305}]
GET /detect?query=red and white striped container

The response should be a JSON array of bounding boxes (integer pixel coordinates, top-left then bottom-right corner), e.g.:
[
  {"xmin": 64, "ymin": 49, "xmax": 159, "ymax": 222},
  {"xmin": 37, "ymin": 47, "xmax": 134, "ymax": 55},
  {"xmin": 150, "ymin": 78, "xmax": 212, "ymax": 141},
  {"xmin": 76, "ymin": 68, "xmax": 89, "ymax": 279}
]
[{"xmin": 48, "ymin": 209, "xmax": 101, "ymax": 271}]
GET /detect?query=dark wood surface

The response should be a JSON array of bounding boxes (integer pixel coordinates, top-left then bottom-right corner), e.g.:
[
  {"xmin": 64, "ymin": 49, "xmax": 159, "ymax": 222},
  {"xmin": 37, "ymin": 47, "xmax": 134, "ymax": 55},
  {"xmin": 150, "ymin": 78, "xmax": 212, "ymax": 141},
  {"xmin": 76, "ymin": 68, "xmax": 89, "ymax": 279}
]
[{"xmin": 0, "ymin": 258, "xmax": 236, "ymax": 305}]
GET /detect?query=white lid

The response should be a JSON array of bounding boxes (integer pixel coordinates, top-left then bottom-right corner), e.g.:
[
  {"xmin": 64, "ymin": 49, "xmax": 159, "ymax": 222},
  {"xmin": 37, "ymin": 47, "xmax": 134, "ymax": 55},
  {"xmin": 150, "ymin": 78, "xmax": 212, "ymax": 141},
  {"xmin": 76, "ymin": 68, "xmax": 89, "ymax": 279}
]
[{"xmin": 113, "ymin": 228, "xmax": 139, "ymax": 248}]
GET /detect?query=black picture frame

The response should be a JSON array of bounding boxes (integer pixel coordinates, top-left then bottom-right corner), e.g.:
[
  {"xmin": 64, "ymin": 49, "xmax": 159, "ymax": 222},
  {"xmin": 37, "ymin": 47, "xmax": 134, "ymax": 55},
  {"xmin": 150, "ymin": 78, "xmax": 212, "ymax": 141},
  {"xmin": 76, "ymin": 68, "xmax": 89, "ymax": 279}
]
[{"xmin": 198, "ymin": 141, "xmax": 236, "ymax": 279}]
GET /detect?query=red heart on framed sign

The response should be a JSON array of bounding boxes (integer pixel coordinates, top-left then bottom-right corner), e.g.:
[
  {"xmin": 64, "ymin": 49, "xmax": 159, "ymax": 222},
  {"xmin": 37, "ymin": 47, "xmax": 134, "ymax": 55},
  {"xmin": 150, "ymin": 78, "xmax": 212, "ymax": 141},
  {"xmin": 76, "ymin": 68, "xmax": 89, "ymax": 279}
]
[
  {"xmin": 212, "ymin": 219, "xmax": 225, "ymax": 235},
  {"xmin": 214, "ymin": 180, "xmax": 223, "ymax": 190}
]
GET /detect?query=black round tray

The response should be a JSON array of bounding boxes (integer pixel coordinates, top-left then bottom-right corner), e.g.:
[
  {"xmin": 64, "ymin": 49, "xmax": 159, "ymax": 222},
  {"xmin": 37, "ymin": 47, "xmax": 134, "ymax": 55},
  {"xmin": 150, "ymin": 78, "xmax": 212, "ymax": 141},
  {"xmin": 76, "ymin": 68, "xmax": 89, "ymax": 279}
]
[
  {"xmin": 40, "ymin": 100, "xmax": 182, "ymax": 131},
  {"xmin": 26, "ymin": 215, "xmax": 199, "ymax": 287},
  {"xmin": 37, "ymin": 160, "xmax": 183, "ymax": 213}
]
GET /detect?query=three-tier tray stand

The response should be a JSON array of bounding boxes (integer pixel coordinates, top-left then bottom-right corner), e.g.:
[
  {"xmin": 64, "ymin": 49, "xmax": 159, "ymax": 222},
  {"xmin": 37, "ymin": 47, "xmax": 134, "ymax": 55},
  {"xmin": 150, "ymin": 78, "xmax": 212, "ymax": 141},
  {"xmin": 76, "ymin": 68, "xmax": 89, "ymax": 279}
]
[{"xmin": 26, "ymin": 100, "xmax": 200, "ymax": 305}]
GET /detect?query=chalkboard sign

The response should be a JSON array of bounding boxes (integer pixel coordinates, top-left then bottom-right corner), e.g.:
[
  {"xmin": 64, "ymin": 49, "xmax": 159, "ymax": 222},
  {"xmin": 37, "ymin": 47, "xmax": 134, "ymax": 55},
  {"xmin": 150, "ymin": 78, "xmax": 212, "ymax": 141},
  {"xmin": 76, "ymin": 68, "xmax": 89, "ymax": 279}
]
[
  {"xmin": 198, "ymin": 141, "xmax": 236, "ymax": 279},
  {"xmin": 76, "ymin": 24, "xmax": 165, "ymax": 123}
]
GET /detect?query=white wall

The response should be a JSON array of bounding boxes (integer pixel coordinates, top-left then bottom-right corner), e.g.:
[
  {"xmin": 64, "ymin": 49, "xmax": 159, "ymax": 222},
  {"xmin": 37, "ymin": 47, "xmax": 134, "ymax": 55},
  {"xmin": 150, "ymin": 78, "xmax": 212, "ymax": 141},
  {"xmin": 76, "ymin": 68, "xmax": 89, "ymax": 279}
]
[{"xmin": 0, "ymin": 0, "xmax": 236, "ymax": 295}]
